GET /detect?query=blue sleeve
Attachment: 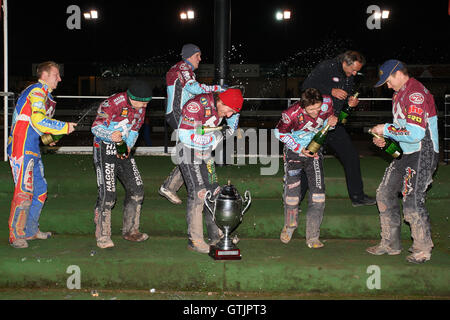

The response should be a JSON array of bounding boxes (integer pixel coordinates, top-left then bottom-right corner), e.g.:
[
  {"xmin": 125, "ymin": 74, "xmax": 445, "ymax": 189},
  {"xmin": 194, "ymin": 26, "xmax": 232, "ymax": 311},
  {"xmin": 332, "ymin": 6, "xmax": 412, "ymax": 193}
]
[
  {"xmin": 125, "ymin": 130, "xmax": 139, "ymax": 148},
  {"xmin": 92, "ymin": 125, "xmax": 114, "ymax": 143},
  {"xmin": 184, "ymin": 80, "xmax": 223, "ymax": 95},
  {"xmin": 274, "ymin": 128, "xmax": 313, "ymax": 154},
  {"xmin": 383, "ymin": 123, "xmax": 425, "ymax": 144},
  {"xmin": 226, "ymin": 113, "xmax": 240, "ymax": 134}
]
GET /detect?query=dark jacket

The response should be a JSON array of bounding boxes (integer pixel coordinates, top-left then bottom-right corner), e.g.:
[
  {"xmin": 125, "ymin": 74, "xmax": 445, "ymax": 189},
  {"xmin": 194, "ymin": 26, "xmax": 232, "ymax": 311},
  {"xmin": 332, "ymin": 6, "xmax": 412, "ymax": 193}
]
[{"xmin": 301, "ymin": 57, "xmax": 355, "ymax": 114}]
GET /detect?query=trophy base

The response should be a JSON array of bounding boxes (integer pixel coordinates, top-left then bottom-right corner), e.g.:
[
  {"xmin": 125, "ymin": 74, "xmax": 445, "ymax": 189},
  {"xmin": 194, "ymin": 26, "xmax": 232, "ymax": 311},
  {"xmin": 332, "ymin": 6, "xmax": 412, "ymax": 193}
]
[{"xmin": 209, "ymin": 246, "xmax": 241, "ymax": 260}]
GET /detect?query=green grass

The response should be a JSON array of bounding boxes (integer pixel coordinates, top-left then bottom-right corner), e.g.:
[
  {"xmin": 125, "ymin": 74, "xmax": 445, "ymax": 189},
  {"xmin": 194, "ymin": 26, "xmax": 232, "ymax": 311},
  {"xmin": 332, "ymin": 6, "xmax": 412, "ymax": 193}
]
[{"xmin": 0, "ymin": 155, "xmax": 449, "ymax": 299}]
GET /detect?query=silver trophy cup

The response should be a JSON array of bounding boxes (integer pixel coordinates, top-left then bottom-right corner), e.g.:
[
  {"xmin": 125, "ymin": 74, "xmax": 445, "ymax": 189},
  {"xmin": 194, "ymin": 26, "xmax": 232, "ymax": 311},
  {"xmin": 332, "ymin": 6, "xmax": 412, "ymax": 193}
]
[{"xmin": 204, "ymin": 181, "xmax": 251, "ymax": 260}]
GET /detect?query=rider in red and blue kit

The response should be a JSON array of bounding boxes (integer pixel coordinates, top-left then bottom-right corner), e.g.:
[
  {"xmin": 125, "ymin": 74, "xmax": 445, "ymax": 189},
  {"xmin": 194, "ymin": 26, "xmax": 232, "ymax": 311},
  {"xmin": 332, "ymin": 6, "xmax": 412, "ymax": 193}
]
[
  {"xmin": 7, "ymin": 61, "xmax": 76, "ymax": 248},
  {"xmin": 177, "ymin": 88, "xmax": 242, "ymax": 253},
  {"xmin": 274, "ymin": 88, "xmax": 337, "ymax": 249}
]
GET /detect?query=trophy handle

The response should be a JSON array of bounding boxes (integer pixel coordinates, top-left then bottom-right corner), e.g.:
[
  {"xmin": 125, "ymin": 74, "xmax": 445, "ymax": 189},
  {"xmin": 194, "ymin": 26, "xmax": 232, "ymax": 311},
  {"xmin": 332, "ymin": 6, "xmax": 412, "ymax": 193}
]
[
  {"xmin": 240, "ymin": 190, "xmax": 252, "ymax": 221},
  {"xmin": 204, "ymin": 190, "xmax": 217, "ymax": 221}
]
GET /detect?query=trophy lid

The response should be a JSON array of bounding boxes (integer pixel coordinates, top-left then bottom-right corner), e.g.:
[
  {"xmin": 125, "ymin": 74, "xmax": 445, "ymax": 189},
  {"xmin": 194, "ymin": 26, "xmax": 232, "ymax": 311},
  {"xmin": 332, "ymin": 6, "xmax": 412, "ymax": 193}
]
[{"xmin": 220, "ymin": 180, "xmax": 239, "ymax": 200}]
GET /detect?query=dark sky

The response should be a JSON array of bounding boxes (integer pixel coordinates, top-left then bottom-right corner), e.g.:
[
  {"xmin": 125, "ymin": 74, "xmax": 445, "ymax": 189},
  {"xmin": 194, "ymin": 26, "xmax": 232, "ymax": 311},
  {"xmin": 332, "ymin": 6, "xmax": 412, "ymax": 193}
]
[{"xmin": 4, "ymin": 0, "xmax": 450, "ymax": 70}]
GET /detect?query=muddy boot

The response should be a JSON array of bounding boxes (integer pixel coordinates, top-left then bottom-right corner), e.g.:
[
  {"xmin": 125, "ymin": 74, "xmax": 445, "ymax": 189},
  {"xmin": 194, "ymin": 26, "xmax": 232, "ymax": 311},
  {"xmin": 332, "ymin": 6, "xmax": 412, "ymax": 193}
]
[
  {"xmin": 306, "ymin": 238, "xmax": 324, "ymax": 249},
  {"xmin": 280, "ymin": 225, "xmax": 296, "ymax": 244},
  {"xmin": 368, "ymin": 224, "xmax": 402, "ymax": 255},
  {"xmin": 11, "ymin": 239, "xmax": 28, "ymax": 249},
  {"xmin": 187, "ymin": 239, "xmax": 210, "ymax": 254},
  {"xmin": 25, "ymin": 230, "xmax": 52, "ymax": 240},
  {"xmin": 123, "ymin": 231, "xmax": 149, "ymax": 242},
  {"xmin": 406, "ymin": 251, "xmax": 431, "ymax": 264},
  {"xmin": 97, "ymin": 236, "xmax": 114, "ymax": 249},
  {"xmin": 159, "ymin": 166, "xmax": 184, "ymax": 205},
  {"xmin": 205, "ymin": 209, "xmax": 222, "ymax": 246},
  {"xmin": 366, "ymin": 241, "xmax": 401, "ymax": 255},
  {"xmin": 159, "ymin": 186, "xmax": 182, "ymax": 205}
]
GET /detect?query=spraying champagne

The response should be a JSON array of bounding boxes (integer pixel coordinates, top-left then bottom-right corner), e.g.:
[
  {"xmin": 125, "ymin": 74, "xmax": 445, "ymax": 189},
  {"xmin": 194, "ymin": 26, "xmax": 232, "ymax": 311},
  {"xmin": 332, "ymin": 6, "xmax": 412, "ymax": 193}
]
[
  {"xmin": 306, "ymin": 124, "xmax": 331, "ymax": 155},
  {"xmin": 368, "ymin": 129, "xmax": 403, "ymax": 158},
  {"xmin": 41, "ymin": 106, "xmax": 92, "ymax": 145}
]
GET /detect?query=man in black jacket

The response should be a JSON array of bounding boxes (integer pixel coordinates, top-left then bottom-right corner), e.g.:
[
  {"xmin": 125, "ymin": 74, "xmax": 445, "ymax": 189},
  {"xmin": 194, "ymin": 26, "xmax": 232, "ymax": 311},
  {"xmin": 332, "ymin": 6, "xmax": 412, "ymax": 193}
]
[{"xmin": 300, "ymin": 51, "xmax": 375, "ymax": 207}]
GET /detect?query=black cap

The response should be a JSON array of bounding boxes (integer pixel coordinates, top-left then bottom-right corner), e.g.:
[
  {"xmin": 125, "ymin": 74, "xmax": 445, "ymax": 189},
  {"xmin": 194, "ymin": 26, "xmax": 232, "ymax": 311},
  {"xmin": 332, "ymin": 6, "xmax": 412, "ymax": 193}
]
[{"xmin": 127, "ymin": 81, "xmax": 152, "ymax": 102}]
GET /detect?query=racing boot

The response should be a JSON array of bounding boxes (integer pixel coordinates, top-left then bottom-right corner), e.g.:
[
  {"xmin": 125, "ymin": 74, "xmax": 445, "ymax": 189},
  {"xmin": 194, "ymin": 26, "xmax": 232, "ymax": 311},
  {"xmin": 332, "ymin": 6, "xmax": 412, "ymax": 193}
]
[
  {"xmin": 11, "ymin": 239, "xmax": 28, "ymax": 249},
  {"xmin": 159, "ymin": 186, "xmax": 182, "ymax": 205},
  {"xmin": 366, "ymin": 242, "xmax": 401, "ymax": 255},
  {"xmin": 280, "ymin": 205, "xmax": 299, "ymax": 244},
  {"xmin": 123, "ymin": 231, "xmax": 149, "ymax": 242},
  {"xmin": 97, "ymin": 236, "xmax": 114, "ymax": 249},
  {"xmin": 367, "ymin": 219, "xmax": 402, "ymax": 255},
  {"xmin": 406, "ymin": 251, "xmax": 431, "ymax": 264},
  {"xmin": 159, "ymin": 166, "xmax": 184, "ymax": 205},
  {"xmin": 25, "ymin": 230, "xmax": 52, "ymax": 240},
  {"xmin": 280, "ymin": 225, "xmax": 296, "ymax": 244},
  {"xmin": 186, "ymin": 190, "xmax": 210, "ymax": 254},
  {"xmin": 205, "ymin": 208, "xmax": 223, "ymax": 246},
  {"xmin": 187, "ymin": 239, "xmax": 211, "ymax": 254},
  {"xmin": 306, "ymin": 238, "xmax": 324, "ymax": 249}
]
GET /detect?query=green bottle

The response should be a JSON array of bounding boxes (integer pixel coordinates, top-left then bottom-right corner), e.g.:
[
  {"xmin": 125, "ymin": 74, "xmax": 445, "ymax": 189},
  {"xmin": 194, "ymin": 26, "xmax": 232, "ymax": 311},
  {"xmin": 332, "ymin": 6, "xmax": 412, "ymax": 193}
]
[
  {"xmin": 368, "ymin": 129, "xmax": 403, "ymax": 158},
  {"xmin": 338, "ymin": 92, "xmax": 359, "ymax": 124},
  {"xmin": 195, "ymin": 125, "xmax": 224, "ymax": 135},
  {"xmin": 41, "ymin": 134, "xmax": 64, "ymax": 145},
  {"xmin": 306, "ymin": 124, "xmax": 331, "ymax": 155},
  {"xmin": 115, "ymin": 140, "xmax": 128, "ymax": 157}
]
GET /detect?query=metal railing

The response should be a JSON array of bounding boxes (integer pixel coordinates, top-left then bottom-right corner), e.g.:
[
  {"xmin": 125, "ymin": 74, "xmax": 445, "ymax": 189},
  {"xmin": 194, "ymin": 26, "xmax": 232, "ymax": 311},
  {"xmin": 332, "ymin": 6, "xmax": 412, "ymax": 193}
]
[{"xmin": 2, "ymin": 95, "xmax": 398, "ymax": 157}]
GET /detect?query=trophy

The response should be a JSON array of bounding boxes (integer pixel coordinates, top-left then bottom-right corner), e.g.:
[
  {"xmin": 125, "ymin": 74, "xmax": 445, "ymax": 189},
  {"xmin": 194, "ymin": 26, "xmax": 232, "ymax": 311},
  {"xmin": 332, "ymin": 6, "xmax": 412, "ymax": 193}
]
[{"xmin": 204, "ymin": 181, "xmax": 251, "ymax": 260}]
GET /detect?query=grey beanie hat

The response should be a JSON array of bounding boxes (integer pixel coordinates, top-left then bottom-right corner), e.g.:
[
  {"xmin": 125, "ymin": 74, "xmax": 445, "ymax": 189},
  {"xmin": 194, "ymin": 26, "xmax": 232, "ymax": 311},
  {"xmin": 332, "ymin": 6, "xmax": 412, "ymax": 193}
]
[{"xmin": 181, "ymin": 43, "xmax": 201, "ymax": 59}]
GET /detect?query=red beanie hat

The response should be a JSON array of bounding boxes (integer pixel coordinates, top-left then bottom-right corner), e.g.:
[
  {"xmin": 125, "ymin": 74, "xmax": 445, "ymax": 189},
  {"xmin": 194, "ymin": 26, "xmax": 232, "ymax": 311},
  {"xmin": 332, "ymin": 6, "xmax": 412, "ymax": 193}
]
[{"xmin": 219, "ymin": 88, "xmax": 244, "ymax": 112}]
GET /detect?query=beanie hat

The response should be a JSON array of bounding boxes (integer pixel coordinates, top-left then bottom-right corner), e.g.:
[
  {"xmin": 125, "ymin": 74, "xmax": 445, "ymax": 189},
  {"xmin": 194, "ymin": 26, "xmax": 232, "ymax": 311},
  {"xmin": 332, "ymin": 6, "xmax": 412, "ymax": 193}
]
[
  {"xmin": 219, "ymin": 88, "xmax": 244, "ymax": 112},
  {"xmin": 127, "ymin": 81, "xmax": 152, "ymax": 102},
  {"xmin": 181, "ymin": 43, "xmax": 201, "ymax": 59}
]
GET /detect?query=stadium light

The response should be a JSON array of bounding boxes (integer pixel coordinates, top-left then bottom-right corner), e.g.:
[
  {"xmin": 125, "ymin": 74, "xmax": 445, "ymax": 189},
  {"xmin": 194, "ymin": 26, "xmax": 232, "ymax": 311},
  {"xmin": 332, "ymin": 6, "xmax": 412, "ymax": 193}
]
[
  {"xmin": 180, "ymin": 10, "xmax": 195, "ymax": 20},
  {"xmin": 84, "ymin": 10, "xmax": 99, "ymax": 20},
  {"xmin": 276, "ymin": 10, "xmax": 291, "ymax": 21},
  {"xmin": 375, "ymin": 10, "xmax": 389, "ymax": 19},
  {"xmin": 283, "ymin": 10, "xmax": 291, "ymax": 20},
  {"xmin": 276, "ymin": 11, "xmax": 283, "ymax": 21}
]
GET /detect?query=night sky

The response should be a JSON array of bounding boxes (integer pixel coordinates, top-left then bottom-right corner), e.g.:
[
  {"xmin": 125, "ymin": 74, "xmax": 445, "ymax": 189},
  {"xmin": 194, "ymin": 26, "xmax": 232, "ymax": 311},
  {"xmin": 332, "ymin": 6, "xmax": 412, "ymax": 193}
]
[{"xmin": 3, "ymin": 0, "xmax": 450, "ymax": 72}]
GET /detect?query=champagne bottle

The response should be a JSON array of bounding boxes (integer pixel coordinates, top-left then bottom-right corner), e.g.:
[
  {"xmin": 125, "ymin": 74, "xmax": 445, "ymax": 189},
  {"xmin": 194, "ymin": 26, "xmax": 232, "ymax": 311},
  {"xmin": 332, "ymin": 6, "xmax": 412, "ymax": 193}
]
[
  {"xmin": 368, "ymin": 129, "xmax": 403, "ymax": 158},
  {"xmin": 338, "ymin": 92, "xmax": 359, "ymax": 124},
  {"xmin": 115, "ymin": 140, "xmax": 128, "ymax": 157},
  {"xmin": 41, "ymin": 134, "xmax": 64, "ymax": 145},
  {"xmin": 195, "ymin": 125, "xmax": 225, "ymax": 135},
  {"xmin": 306, "ymin": 124, "xmax": 331, "ymax": 155}
]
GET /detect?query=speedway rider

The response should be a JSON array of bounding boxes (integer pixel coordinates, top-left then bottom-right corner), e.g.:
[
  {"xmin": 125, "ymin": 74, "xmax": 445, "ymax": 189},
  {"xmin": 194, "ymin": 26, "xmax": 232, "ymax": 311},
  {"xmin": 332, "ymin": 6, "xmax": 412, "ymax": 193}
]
[
  {"xmin": 91, "ymin": 81, "xmax": 152, "ymax": 249},
  {"xmin": 275, "ymin": 88, "xmax": 337, "ymax": 249},
  {"xmin": 7, "ymin": 61, "xmax": 76, "ymax": 248},
  {"xmin": 177, "ymin": 88, "xmax": 243, "ymax": 253}
]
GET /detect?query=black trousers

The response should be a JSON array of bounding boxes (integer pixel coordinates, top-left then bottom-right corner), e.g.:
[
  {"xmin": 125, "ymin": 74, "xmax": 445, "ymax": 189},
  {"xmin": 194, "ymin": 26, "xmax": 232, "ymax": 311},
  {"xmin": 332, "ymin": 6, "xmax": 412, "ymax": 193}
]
[
  {"xmin": 93, "ymin": 140, "xmax": 145, "ymax": 241},
  {"xmin": 300, "ymin": 124, "xmax": 365, "ymax": 202}
]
